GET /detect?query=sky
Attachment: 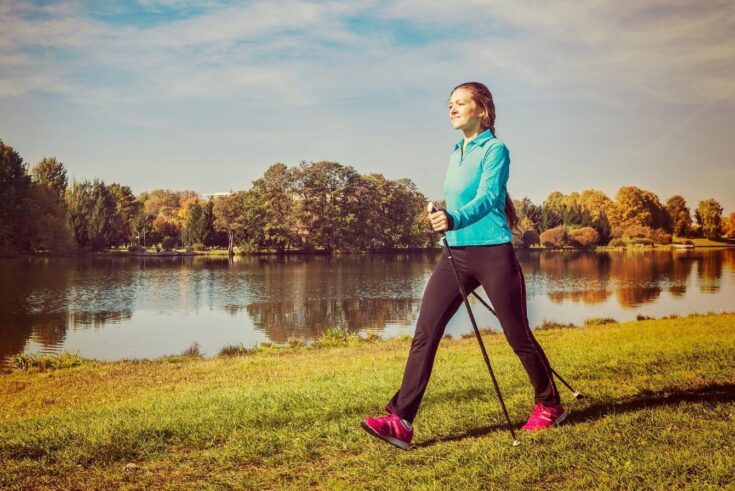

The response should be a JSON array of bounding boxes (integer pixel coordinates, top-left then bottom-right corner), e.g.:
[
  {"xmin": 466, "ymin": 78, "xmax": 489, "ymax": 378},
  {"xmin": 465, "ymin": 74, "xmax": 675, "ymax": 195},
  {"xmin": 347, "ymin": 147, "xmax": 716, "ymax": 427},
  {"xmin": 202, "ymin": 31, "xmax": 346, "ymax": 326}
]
[{"xmin": 1, "ymin": 0, "xmax": 734, "ymax": 212}]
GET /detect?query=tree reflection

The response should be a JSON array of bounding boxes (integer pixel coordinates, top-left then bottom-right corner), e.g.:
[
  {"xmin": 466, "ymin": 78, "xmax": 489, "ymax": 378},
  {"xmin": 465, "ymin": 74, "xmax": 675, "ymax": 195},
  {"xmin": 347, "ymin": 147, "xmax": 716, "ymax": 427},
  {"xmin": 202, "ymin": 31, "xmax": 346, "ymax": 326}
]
[
  {"xmin": 245, "ymin": 297, "xmax": 420, "ymax": 343},
  {"xmin": 0, "ymin": 249, "xmax": 732, "ymax": 363},
  {"xmin": 532, "ymin": 251, "xmax": 612, "ymax": 305},
  {"xmin": 529, "ymin": 248, "xmax": 728, "ymax": 308},
  {"xmin": 696, "ymin": 250, "xmax": 723, "ymax": 293},
  {"xmin": 0, "ymin": 257, "xmax": 136, "ymax": 362},
  {"xmin": 234, "ymin": 252, "xmax": 435, "ymax": 343}
]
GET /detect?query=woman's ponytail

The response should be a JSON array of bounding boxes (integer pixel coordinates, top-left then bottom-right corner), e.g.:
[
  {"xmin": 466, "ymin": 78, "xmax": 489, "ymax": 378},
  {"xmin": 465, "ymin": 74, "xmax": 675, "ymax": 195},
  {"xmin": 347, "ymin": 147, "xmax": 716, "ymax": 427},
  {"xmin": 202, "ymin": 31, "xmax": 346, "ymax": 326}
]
[{"xmin": 505, "ymin": 194, "xmax": 518, "ymax": 231}]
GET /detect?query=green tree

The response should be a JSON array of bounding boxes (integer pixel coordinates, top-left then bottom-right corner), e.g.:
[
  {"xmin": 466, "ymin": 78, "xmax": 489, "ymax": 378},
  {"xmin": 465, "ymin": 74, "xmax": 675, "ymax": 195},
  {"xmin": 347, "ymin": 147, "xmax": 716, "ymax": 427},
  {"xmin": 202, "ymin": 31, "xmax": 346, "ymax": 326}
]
[
  {"xmin": 131, "ymin": 209, "xmax": 152, "ymax": 247},
  {"xmin": 213, "ymin": 192, "xmax": 248, "ymax": 255},
  {"xmin": 65, "ymin": 179, "xmax": 117, "ymax": 250},
  {"xmin": 27, "ymin": 183, "xmax": 74, "ymax": 252},
  {"xmin": 541, "ymin": 191, "xmax": 564, "ymax": 231},
  {"xmin": 695, "ymin": 199, "xmax": 723, "ymax": 240},
  {"xmin": 591, "ymin": 211, "xmax": 612, "ymax": 245},
  {"xmin": 0, "ymin": 139, "xmax": 32, "ymax": 252},
  {"xmin": 30, "ymin": 157, "xmax": 67, "ymax": 202},
  {"xmin": 202, "ymin": 198, "xmax": 227, "ymax": 247},
  {"xmin": 107, "ymin": 183, "xmax": 141, "ymax": 247},
  {"xmin": 249, "ymin": 163, "xmax": 297, "ymax": 253},
  {"xmin": 393, "ymin": 177, "xmax": 430, "ymax": 248},
  {"xmin": 292, "ymin": 161, "xmax": 361, "ymax": 252},
  {"xmin": 514, "ymin": 197, "xmax": 543, "ymax": 232},
  {"xmin": 88, "ymin": 180, "xmax": 116, "ymax": 250},
  {"xmin": 540, "ymin": 207, "xmax": 562, "ymax": 231},
  {"xmin": 665, "ymin": 195, "xmax": 692, "ymax": 237},
  {"xmin": 66, "ymin": 180, "xmax": 94, "ymax": 249},
  {"xmin": 184, "ymin": 202, "xmax": 206, "ymax": 246}
]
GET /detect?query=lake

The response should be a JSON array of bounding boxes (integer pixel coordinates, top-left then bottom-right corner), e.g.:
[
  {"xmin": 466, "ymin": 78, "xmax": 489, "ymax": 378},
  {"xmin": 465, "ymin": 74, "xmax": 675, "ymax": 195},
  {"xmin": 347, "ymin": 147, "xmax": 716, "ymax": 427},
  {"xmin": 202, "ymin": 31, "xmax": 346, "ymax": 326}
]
[{"xmin": 1, "ymin": 248, "xmax": 733, "ymax": 365}]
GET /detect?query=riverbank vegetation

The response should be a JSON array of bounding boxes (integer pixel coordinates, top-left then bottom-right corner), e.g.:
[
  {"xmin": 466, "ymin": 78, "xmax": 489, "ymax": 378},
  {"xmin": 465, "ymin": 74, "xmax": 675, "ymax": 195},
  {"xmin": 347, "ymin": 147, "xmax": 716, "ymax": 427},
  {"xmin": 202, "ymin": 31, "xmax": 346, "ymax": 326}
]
[
  {"xmin": 1, "ymin": 312, "xmax": 733, "ymax": 489},
  {"xmin": 2, "ymin": 138, "xmax": 734, "ymax": 256}
]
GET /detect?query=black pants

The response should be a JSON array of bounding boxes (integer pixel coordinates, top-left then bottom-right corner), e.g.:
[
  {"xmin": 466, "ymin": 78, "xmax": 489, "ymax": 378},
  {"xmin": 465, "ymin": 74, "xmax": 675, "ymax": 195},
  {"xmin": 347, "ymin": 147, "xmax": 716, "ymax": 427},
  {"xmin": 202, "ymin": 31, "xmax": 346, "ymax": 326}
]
[{"xmin": 388, "ymin": 242, "xmax": 560, "ymax": 423}]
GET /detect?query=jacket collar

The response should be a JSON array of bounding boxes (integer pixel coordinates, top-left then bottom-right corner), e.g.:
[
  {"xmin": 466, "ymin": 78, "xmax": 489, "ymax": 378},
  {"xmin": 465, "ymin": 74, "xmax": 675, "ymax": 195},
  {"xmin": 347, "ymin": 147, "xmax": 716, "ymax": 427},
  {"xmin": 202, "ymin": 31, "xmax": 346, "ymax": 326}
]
[{"xmin": 453, "ymin": 129, "xmax": 494, "ymax": 152}]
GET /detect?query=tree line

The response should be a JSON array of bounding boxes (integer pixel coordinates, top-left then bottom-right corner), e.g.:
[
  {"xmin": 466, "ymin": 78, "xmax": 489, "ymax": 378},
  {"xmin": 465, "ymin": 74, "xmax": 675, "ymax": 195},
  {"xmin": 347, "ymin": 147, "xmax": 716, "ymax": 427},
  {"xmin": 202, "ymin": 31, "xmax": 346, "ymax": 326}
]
[
  {"xmin": 0, "ymin": 139, "xmax": 433, "ymax": 254},
  {"xmin": 1, "ymin": 138, "xmax": 733, "ymax": 255},
  {"xmin": 513, "ymin": 188, "xmax": 732, "ymax": 249}
]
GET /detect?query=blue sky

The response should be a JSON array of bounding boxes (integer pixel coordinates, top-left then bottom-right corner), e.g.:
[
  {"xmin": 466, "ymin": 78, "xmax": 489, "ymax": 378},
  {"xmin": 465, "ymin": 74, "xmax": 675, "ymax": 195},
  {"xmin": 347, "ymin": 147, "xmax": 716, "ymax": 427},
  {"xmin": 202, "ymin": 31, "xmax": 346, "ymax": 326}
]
[{"xmin": 1, "ymin": 0, "xmax": 734, "ymax": 212}]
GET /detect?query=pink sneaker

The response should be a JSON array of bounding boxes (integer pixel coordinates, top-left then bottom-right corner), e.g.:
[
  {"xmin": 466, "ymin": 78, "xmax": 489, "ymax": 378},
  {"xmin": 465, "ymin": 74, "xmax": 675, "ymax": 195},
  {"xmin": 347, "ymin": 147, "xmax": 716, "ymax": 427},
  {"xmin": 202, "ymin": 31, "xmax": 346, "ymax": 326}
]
[
  {"xmin": 522, "ymin": 402, "xmax": 567, "ymax": 431},
  {"xmin": 361, "ymin": 413, "xmax": 413, "ymax": 450}
]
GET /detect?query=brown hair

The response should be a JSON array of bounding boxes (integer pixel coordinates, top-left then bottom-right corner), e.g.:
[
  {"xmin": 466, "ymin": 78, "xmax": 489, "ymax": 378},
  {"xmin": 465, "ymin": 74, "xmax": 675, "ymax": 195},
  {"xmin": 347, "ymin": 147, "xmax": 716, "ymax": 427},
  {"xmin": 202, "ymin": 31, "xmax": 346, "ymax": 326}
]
[{"xmin": 451, "ymin": 82, "xmax": 518, "ymax": 231}]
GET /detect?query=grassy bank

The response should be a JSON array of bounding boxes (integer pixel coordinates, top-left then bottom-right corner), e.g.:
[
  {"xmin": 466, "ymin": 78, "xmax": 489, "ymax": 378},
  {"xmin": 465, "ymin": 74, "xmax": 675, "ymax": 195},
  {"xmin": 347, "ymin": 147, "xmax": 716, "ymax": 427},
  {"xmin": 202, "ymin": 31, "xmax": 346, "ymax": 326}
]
[{"xmin": 2, "ymin": 313, "xmax": 734, "ymax": 490}]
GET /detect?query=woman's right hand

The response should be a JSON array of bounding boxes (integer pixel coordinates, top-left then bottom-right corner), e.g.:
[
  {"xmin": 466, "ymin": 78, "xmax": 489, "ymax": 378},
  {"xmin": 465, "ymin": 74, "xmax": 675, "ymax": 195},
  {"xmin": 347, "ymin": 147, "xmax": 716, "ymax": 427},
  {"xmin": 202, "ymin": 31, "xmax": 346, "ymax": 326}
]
[{"xmin": 429, "ymin": 211, "xmax": 449, "ymax": 232}]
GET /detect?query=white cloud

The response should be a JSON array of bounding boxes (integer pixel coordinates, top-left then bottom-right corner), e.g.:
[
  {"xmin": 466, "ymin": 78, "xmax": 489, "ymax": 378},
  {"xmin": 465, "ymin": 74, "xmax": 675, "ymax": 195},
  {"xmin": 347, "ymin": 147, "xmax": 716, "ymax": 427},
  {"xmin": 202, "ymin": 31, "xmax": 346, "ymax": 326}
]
[{"xmin": 1, "ymin": 0, "xmax": 732, "ymax": 109}]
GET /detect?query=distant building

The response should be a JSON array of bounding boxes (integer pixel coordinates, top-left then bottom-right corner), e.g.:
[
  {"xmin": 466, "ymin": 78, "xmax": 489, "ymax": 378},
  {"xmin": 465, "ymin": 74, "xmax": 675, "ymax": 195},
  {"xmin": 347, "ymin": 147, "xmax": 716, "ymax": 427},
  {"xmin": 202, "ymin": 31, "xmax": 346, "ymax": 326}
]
[{"xmin": 201, "ymin": 192, "xmax": 233, "ymax": 199}]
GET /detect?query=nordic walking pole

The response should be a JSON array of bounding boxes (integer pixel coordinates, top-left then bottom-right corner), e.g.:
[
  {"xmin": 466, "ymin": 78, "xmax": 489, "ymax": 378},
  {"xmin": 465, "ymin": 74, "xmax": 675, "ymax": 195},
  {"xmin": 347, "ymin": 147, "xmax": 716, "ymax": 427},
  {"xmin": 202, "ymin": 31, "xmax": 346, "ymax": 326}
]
[
  {"xmin": 428, "ymin": 202, "xmax": 520, "ymax": 446},
  {"xmin": 468, "ymin": 290, "xmax": 585, "ymax": 400}
]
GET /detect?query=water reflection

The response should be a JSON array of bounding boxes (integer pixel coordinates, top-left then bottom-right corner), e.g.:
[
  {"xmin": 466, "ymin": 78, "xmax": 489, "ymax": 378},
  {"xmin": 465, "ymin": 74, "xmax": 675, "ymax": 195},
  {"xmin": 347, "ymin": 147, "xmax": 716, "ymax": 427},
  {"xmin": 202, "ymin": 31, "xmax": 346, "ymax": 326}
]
[
  {"xmin": 532, "ymin": 249, "xmax": 720, "ymax": 308},
  {"xmin": 245, "ymin": 297, "xmax": 420, "ymax": 343},
  {"xmin": 0, "ymin": 248, "xmax": 733, "ymax": 363},
  {"xmin": 0, "ymin": 257, "xmax": 136, "ymax": 362}
]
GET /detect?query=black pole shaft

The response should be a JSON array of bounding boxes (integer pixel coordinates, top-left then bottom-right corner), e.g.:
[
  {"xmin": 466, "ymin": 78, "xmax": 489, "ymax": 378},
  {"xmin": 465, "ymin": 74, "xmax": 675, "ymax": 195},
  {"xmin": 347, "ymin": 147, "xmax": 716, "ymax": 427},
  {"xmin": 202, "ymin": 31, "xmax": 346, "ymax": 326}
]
[
  {"xmin": 468, "ymin": 291, "xmax": 583, "ymax": 399},
  {"xmin": 440, "ymin": 235, "xmax": 520, "ymax": 445}
]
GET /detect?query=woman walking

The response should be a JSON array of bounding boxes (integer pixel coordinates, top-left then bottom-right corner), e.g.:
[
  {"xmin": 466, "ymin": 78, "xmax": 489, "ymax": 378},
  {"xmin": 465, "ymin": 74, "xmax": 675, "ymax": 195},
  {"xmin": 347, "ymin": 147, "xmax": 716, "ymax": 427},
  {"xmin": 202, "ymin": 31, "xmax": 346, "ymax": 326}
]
[{"xmin": 361, "ymin": 82, "xmax": 566, "ymax": 450}]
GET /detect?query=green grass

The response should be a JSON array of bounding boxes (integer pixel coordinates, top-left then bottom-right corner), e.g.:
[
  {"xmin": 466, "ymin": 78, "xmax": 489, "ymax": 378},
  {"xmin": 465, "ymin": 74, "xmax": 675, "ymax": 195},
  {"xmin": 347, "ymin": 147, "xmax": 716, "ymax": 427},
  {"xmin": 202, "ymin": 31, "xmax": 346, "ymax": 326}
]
[
  {"xmin": 1, "ymin": 313, "xmax": 734, "ymax": 489},
  {"xmin": 8, "ymin": 351, "xmax": 84, "ymax": 371},
  {"xmin": 671, "ymin": 237, "xmax": 735, "ymax": 247}
]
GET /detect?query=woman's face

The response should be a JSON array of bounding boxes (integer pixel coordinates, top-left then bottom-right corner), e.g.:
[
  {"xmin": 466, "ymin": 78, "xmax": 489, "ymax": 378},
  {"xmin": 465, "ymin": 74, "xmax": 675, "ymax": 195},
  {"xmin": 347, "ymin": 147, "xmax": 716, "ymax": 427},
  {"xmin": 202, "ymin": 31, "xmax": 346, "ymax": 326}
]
[{"xmin": 448, "ymin": 88, "xmax": 483, "ymax": 132}]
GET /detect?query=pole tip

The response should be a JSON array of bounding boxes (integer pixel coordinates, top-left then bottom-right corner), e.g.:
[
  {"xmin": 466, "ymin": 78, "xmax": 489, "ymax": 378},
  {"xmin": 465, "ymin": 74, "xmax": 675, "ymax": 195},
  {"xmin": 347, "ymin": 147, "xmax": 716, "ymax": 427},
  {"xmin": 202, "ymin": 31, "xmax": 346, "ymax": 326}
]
[{"xmin": 573, "ymin": 392, "xmax": 585, "ymax": 400}]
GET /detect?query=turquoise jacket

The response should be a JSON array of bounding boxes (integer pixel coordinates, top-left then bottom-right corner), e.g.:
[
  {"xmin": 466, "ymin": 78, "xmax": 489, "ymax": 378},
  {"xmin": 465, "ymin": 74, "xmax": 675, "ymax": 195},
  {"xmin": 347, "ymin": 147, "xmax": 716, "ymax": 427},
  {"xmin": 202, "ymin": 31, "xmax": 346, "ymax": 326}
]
[{"xmin": 442, "ymin": 129, "xmax": 513, "ymax": 247}]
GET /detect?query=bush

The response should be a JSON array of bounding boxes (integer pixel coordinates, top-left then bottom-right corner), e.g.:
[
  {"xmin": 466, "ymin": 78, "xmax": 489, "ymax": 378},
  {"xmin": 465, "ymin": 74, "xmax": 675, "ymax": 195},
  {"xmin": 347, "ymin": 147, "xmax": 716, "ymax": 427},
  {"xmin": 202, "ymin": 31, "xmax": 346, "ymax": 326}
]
[
  {"xmin": 161, "ymin": 236, "xmax": 177, "ymax": 251},
  {"xmin": 181, "ymin": 342, "xmax": 202, "ymax": 357},
  {"xmin": 520, "ymin": 230, "xmax": 540, "ymax": 248},
  {"xmin": 539, "ymin": 227, "xmax": 566, "ymax": 248},
  {"xmin": 609, "ymin": 238, "xmax": 627, "ymax": 248},
  {"xmin": 584, "ymin": 317, "xmax": 617, "ymax": 327},
  {"xmin": 192, "ymin": 242, "xmax": 207, "ymax": 252},
  {"xmin": 128, "ymin": 244, "xmax": 144, "ymax": 253},
  {"xmin": 10, "ymin": 351, "xmax": 83, "ymax": 371},
  {"xmin": 287, "ymin": 338, "xmax": 307, "ymax": 349},
  {"xmin": 314, "ymin": 327, "xmax": 361, "ymax": 348},
  {"xmin": 652, "ymin": 228, "xmax": 672, "ymax": 245},
  {"xmin": 535, "ymin": 320, "xmax": 577, "ymax": 330},
  {"xmin": 568, "ymin": 227, "xmax": 600, "ymax": 249},
  {"xmin": 624, "ymin": 224, "xmax": 653, "ymax": 239},
  {"xmin": 218, "ymin": 343, "xmax": 257, "ymax": 357}
]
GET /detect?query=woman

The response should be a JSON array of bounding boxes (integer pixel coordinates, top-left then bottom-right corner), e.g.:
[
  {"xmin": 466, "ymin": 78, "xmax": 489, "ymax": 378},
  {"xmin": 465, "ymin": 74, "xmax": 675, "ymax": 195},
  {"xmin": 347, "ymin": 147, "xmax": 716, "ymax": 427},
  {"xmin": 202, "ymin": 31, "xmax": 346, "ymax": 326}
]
[{"xmin": 361, "ymin": 82, "xmax": 565, "ymax": 450}]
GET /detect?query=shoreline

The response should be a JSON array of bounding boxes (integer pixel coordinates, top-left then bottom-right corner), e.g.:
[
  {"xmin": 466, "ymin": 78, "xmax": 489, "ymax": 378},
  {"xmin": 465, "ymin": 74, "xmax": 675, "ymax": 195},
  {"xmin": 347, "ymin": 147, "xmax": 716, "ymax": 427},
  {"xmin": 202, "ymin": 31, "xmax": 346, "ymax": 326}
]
[
  {"xmin": 3, "ymin": 239, "xmax": 735, "ymax": 259},
  {"xmin": 4, "ymin": 311, "xmax": 732, "ymax": 372}
]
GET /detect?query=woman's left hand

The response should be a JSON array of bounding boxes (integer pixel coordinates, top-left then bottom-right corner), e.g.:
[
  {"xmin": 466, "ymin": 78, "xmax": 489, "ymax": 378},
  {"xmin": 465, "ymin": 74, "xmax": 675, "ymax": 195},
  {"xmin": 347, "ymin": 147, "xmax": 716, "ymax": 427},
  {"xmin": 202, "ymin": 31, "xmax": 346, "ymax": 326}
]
[{"xmin": 429, "ymin": 211, "xmax": 449, "ymax": 232}]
